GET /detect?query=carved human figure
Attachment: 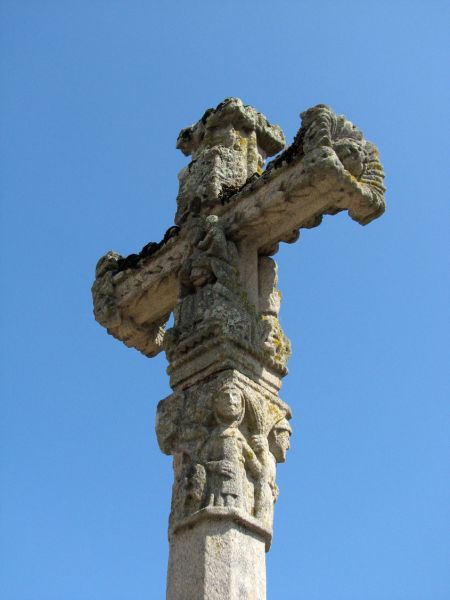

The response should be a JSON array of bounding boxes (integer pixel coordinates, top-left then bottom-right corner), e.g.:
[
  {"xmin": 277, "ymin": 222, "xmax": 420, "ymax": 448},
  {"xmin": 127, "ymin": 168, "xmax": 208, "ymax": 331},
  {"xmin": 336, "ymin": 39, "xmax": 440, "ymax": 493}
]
[
  {"xmin": 156, "ymin": 392, "xmax": 210, "ymax": 526},
  {"xmin": 179, "ymin": 215, "xmax": 237, "ymax": 296},
  {"xmin": 269, "ymin": 417, "xmax": 291, "ymax": 464},
  {"xmin": 177, "ymin": 419, "xmax": 209, "ymax": 518},
  {"xmin": 258, "ymin": 256, "xmax": 291, "ymax": 368},
  {"xmin": 201, "ymin": 383, "xmax": 262, "ymax": 510},
  {"xmin": 169, "ymin": 453, "xmax": 207, "ymax": 525},
  {"xmin": 252, "ymin": 417, "xmax": 292, "ymax": 527},
  {"xmin": 183, "ymin": 462, "xmax": 207, "ymax": 514}
]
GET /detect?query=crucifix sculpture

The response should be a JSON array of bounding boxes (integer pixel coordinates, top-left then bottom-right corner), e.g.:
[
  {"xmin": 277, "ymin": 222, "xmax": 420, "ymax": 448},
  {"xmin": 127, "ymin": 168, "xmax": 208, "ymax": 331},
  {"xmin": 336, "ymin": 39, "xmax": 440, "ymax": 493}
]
[{"xmin": 92, "ymin": 98, "xmax": 385, "ymax": 600}]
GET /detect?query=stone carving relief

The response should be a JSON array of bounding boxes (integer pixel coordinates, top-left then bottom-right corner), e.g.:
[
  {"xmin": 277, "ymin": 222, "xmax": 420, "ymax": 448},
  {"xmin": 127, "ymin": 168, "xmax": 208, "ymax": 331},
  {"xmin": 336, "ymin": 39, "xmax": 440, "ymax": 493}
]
[
  {"xmin": 156, "ymin": 373, "xmax": 291, "ymax": 538},
  {"xmin": 175, "ymin": 97, "xmax": 285, "ymax": 225},
  {"xmin": 92, "ymin": 102, "xmax": 385, "ymax": 361},
  {"xmin": 163, "ymin": 214, "xmax": 254, "ymax": 360},
  {"xmin": 179, "ymin": 214, "xmax": 239, "ymax": 296},
  {"xmin": 201, "ymin": 383, "xmax": 260, "ymax": 512},
  {"xmin": 91, "ymin": 99, "xmax": 385, "ymax": 583},
  {"xmin": 258, "ymin": 256, "xmax": 291, "ymax": 370},
  {"xmin": 164, "ymin": 215, "xmax": 291, "ymax": 380},
  {"xmin": 299, "ymin": 104, "xmax": 383, "ymax": 188}
]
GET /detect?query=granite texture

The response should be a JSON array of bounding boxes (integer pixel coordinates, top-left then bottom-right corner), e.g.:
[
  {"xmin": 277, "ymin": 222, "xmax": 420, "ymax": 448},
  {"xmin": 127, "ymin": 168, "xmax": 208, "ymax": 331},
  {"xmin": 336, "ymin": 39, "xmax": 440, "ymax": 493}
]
[
  {"xmin": 92, "ymin": 99, "xmax": 385, "ymax": 600},
  {"xmin": 167, "ymin": 518, "xmax": 266, "ymax": 600}
]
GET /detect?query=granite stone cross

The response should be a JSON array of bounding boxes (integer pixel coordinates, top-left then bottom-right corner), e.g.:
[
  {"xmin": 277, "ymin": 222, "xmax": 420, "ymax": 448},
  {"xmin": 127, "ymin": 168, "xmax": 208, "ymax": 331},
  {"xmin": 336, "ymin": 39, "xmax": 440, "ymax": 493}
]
[{"xmin": 92, "ymin": 98, "xmax": 385, "ymax": 599}]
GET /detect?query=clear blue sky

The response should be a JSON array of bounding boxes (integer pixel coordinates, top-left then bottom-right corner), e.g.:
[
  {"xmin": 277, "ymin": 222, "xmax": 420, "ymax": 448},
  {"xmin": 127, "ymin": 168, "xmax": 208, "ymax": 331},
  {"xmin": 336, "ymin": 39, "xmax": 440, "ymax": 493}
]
[{"xmin": 1, "ymin": 2, "xmax": 448, "ymax": 599}]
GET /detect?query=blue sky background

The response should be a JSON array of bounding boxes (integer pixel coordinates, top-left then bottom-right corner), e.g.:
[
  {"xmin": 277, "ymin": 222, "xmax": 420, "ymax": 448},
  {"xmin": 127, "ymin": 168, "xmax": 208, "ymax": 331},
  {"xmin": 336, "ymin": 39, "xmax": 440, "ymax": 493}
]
[{"xmin": 1, "ymin": 1, "xmax": 449, "ymax": 599}]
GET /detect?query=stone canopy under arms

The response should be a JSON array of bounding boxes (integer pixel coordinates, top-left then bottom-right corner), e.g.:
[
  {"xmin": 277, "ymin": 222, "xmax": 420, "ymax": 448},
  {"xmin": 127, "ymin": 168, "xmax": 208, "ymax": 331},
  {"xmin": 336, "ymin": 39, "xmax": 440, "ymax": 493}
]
[{"xmin": 92, "ymin": 98, "xmax": 385, "ymax": 600}]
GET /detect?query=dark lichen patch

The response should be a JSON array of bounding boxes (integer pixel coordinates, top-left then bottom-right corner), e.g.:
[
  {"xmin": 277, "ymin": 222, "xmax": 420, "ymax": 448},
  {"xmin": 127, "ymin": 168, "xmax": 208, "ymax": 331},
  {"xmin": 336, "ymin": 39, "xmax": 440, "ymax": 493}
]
[
  {"xmin": 218, "ymin": 173, "xmax": 261, "ymax": 206},
  {"xmin": 118, "ymin": 253, "xmax": 140, "ymax": 270},
  {"xmin": 266, "ymin": 124, "xmax": 306, "ymax": 172},
  {"xmin": 116, "ymin": 225, "xmax": 181, "ymax": 272},
  {"xmin": 179, "ymin": 128, "xmax": 192, "ymax": 141},
  {"xmin": 200, "ymin": 107, "xmax": 215, "ymax": 125}
]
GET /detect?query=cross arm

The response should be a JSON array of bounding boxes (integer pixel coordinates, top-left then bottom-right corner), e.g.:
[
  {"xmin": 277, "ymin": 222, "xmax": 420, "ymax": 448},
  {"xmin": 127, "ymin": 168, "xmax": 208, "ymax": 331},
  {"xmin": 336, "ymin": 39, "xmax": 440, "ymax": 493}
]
[
  {"xmin": 92, "ymin": 232, "xmax": 189, "ymax": 357},
  {"xmin": 92, "ymin": 104, "xmax": 385, "ymax": 357},
  {"xmin": 220, "ymin": 104, "xmax": 385, "ymax": 251}
]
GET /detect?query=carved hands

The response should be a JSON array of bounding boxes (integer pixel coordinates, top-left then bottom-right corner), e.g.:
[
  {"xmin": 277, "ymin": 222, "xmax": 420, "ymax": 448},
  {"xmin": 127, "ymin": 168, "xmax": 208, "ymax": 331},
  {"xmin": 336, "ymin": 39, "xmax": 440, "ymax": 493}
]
[{"xmin": 206, "ymin": 459, "xmax": 236, "ymax": 478}]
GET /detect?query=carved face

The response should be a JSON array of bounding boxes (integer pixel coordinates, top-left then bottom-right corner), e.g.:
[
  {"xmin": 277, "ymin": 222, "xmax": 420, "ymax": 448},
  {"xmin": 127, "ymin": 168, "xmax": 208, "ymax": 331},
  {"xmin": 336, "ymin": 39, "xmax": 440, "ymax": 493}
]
[
  {"xmin": 214, "ymin": 386, "xmax": 243, "ymax": 423},
  {"xmin": 205, "ymin": 215, "xmax": 219, "ymax": 230},
  {"xmin": 269, "ymin": 420, "xmax": 291, "ymax": 463},
  {"xmin": 333, "ymin": 139, "xmax": 364, "ymax": 179},
  {"xmin": 190, "ymin": 265, "xmax": 213, "ymax": 288}
]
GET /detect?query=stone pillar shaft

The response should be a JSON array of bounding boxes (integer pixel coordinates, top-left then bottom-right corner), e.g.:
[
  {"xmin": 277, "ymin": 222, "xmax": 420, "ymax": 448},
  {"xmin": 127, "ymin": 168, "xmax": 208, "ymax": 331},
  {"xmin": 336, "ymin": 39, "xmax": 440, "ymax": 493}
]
[
  {"xmin": 167, "ymin": 520, "xmax": 266, "ymax": 600},
  {"xmin": 158, "ymin": 102, "xmax": 293, "ymax": 597},
  {"xmin": 158, "ymin": 208, "xmax": 292, "ymax": 599}
]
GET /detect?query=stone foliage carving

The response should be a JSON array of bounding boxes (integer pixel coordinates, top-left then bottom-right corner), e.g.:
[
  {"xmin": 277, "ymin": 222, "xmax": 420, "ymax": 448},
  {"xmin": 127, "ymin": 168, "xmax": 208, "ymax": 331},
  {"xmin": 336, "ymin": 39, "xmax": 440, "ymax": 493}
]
[
  {"xmin": 92, "ymin": 251, "xmax": 167, "ymax": 356},
  {"xmin": 91, "ymin": 234, "xmax": 184, "ymax": 357},
  {"xmin": 267, "ymin": 103, "xmax": 385, "ymax": 225},
  {"xmin": 300, "ymin": 104, "xmax": 383, "ymax": 190},
  {"xmin": 156, "ymin": 372, "xmax": 291, "ymax": 537}
]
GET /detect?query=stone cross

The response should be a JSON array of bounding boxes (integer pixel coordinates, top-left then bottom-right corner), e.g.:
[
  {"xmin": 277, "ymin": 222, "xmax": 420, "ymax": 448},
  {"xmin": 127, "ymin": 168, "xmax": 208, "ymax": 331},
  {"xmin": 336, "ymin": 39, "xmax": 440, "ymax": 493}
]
[{"xmin": 92, "ymin": 98, "xmax": 385, "ymax": 600}]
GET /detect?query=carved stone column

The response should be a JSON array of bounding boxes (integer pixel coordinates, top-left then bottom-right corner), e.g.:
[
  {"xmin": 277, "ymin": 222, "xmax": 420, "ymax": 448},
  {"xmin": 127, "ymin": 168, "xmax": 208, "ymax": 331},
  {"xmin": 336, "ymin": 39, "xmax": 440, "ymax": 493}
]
[
  {"xmin": 157, "ymin": 212, "xmax": 292, "ymax": 600},
  {"xmin": 151, "ymin": 101, "xmax": 290, "ymax": 598}
]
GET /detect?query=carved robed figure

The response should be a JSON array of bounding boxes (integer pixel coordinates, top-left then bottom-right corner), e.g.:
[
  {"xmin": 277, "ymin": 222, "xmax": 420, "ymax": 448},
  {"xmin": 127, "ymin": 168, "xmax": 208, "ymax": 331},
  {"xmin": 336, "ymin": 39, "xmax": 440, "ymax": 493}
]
[{"xmin": 92, "ymin": 98, "xmax": 385, "ymax": 600}]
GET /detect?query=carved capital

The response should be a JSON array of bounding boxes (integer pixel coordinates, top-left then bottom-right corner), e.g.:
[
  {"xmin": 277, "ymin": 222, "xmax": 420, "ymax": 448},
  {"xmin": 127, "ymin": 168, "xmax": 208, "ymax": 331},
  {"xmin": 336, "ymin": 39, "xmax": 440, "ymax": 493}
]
[{"xmin": 156, "ymin": 371, "xmax": 291, "ymax": 541}]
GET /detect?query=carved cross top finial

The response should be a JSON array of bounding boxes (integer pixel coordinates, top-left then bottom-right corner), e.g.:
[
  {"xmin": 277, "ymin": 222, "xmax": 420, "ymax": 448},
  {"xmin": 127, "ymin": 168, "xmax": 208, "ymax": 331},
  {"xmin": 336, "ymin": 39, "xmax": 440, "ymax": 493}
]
[{"xmin": 175, "ymin": 97, "xmax": 285, "ymax": 224}]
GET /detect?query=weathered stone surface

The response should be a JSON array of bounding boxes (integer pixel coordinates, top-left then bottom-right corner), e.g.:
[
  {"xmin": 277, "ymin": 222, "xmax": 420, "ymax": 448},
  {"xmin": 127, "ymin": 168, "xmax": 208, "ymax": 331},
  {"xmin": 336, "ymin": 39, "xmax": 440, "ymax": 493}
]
[
  {"xmin": 92, "ymin": 99, "xmax": 385, "ymax": 600},
  {"xmin": 153, "ymin": 206, "xmax": 293, "ymax": 598},
  {"xmin": 175, "ymin": 97, "xmax": 285, "ymax": 225},
  {"xmin": 167, "ymin": 519, "xmax": 266, "ymax": 600},
  {"xmin": 156, "ymin": 370, "xmax": 291, "ymax": 542},
  {"xmin": 92, "ymin": 103, "xmax": 384, "ymax": 358}
]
